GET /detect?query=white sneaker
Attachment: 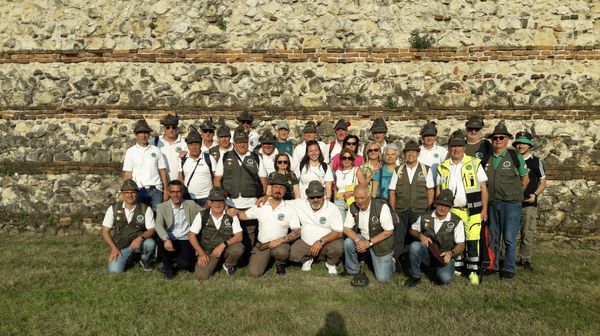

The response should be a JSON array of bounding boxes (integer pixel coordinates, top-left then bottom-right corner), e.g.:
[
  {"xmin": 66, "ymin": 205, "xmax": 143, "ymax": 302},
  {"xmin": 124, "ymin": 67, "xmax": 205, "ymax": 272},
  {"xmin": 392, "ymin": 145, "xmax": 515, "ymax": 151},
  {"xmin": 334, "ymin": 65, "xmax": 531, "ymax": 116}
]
[
  {"xmin": 325, "ymin": 263, "xmax": 338, "ymax": 275},
  {"xmin": 301, "ymin": 258, "xmax": 314, "ymax": 271}
]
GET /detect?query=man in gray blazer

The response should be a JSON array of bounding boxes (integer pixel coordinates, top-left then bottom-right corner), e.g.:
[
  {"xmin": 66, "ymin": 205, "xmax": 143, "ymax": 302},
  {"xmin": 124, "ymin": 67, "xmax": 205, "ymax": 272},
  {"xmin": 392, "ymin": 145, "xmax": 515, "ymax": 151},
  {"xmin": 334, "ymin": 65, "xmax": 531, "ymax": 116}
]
[{"xmin": 155, "ymin": 180, "xmax": 203, "ymax": 279}]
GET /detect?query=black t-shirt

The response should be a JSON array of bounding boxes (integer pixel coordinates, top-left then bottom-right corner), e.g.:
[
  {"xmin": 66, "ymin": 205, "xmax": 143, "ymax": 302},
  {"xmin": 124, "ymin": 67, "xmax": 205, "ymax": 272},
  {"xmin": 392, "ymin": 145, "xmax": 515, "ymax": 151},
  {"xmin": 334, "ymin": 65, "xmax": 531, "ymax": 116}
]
[{"xmin": 523, "ymin": 155, "xmax": 545, "ymax": 207}]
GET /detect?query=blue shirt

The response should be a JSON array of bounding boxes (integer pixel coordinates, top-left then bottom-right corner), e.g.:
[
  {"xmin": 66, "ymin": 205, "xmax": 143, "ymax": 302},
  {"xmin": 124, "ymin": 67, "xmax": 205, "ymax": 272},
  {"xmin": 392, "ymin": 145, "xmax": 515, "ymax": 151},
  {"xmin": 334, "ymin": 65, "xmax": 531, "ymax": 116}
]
[
  {"xmin": 275, "ymin": 141, "xmax": 294, "ymax": 156},
  {"xmin": 372, "ymin": 166, "xmax": 395, "ymax": 200}
]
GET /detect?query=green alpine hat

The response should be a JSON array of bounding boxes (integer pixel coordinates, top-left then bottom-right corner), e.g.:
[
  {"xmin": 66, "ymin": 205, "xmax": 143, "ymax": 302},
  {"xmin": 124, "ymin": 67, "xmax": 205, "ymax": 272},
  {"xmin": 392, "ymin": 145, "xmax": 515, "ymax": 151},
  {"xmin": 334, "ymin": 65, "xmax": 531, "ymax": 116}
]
[
  {"xmin": 403, "ymin": 139, "xmax": 421, "ymax": 152},
  {"xmin": 435, "ymin": 189, "xmax": 455, "ymax": 207},
  {"xmin": 160, "ymin": 114, "xmax": 179, "ymax": 126},
  {"xmin": 185, "ymin": 129, "xmax": 202, "ymax": 144},
  {"xmin": 513, "ymin": 131, "xmax": 533, "ymax": 147},
  {"xmin": 121, "ymin": 179, "xmax": 139, "ymax": 191},
  {"xmin": 370, "ymin": 117, "xmax": 387, "ymax": 133},
  {"xmin": 208, "ymin": 187, "xmax": 226, "ymax": 201},
  {"xmin": 448, "ymin": 130, "xmax": 466, "ymax": 147},
  {"xmin": 133, "ymin": 119, "xmax": 152, "ymax": 133}
]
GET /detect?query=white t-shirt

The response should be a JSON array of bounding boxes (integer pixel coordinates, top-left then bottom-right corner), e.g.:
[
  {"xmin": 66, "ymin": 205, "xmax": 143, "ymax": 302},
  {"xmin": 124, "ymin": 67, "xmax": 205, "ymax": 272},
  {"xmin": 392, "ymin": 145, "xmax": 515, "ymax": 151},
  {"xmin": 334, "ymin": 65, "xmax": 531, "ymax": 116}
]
[
  {"xmin": 182, "ymin": 153, "xmax": 217, "ymax": 199},
  {"xmin": 329, "ymin": 141, "xmax": 343, "ymax": 159},
  {"xmin": 215, "ymin": 150, "xmax": 267, "ymax": 209},
  {"xmin": 335, "ymin": 167, "xmax": 358, "ymax": 194},
  {"xmin": 201, "ymin": 140, "xmax": 214, "ymax": 153},
  {"xmin": 155, "ymin": 135, "xmax": 187, "ymax": 182},
  {"xmin": 289, "ymin": 199, "xmax": 343, "ymax": 245},
  {"xmin": 343, "ymin": 202, "xmax": 394, "ymax": 240},
  {"xmin": 244, "ymin": 200, "xmax": 301, "ymax": 243},
  {"xmin": 419, "ymin": 144, "xmax": 448, "ymax": 167},
  {"xmin": 388, "ymin": 164, "xmax": 435, "ymax": 190},
  {"xmin": 292, "ymin": 141, "xmax": 330, "ymax": 169},
  {"xmin": 295, "ymin": 163, "xmax": 334, "ymax": 199},
  {"xmin": 435, "ymin": 159, "xmax": 488, "ymax": 207},
  {"xmin": 102, "ymin": 204, "xmax": 155, "ymax": 230},
  {"xmin": 257, "ymin": 148, "xmax": 297, "ymax": 177},
  {"xmin": 190, "ymin": 211, "xmax": 243, "ymax": 234},
  {"xmin": 411, "ymin": 211, "xmax": 465, "ymax": 244},
  {"xmin": 122, "ymin": 143, "xmax": 167, "ymax": 190}
]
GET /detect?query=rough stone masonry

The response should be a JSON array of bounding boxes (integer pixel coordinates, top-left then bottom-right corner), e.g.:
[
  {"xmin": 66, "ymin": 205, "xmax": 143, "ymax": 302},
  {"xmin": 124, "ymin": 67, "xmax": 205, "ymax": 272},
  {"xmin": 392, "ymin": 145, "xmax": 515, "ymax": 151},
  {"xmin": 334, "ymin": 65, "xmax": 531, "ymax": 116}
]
[{"xmin": 0, "ymin": 0, "xmax": 598, "ymax": 249}]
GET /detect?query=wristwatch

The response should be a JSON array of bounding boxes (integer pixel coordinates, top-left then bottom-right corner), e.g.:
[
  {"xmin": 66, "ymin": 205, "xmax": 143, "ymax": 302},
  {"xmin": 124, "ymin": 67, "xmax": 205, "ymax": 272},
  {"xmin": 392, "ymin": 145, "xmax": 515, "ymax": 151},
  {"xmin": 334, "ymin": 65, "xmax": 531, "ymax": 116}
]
[
  {"xmin": 368, "ymin": 239, "xmax": 373, "ymax": 247},
  {"xmin": 318, "ymin": 239, "xmax": 325, "ymax": 245},
  {"xmin": 223, "ymin": 240, "xmax": 229, "ymax": 247}
]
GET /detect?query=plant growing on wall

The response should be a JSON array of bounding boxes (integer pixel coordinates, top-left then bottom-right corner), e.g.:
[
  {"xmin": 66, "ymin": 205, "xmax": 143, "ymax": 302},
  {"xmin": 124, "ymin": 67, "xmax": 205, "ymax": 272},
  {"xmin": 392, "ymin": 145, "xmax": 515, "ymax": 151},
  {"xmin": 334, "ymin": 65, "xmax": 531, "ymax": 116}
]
[{"xmin": 409, "ymin": 31, "xmax": 435, "ymax": 50}]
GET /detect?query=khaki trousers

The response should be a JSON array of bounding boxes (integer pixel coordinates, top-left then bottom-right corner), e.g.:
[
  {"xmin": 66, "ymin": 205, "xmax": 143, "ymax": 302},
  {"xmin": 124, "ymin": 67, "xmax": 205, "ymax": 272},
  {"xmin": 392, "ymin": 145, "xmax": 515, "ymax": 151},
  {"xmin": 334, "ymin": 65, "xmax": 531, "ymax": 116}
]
[
  {"xmin": 289, "ymin": 238, "xmax": 343, "ymax": 265},
  {"xmin": 193, "ymin": 243, "xmax": 244, "ymax": 281},
  {"xmin": 518, "ymin": 206, "xmax": 537, "ymax": 262},
  {"xmin": 247, "ymin": 243, "xmax": 290, "ymax": 277}
]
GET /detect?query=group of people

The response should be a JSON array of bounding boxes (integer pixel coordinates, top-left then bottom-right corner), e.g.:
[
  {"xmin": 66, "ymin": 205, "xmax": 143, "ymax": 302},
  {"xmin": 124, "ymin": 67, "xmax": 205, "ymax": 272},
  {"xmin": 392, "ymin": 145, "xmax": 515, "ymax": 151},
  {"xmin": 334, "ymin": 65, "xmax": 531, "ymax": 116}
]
[{"xmin": 101, "ymin": 111, "xmax": 546, "ymax": 287}]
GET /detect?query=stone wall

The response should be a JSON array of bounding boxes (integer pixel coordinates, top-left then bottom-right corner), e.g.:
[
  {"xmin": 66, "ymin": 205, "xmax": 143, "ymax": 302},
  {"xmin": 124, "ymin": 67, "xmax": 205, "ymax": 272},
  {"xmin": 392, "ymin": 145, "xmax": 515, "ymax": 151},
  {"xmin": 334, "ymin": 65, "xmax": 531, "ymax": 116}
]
[{"xmin": 1, "ymin": 0, "xmax": 599, "ymax": 247}]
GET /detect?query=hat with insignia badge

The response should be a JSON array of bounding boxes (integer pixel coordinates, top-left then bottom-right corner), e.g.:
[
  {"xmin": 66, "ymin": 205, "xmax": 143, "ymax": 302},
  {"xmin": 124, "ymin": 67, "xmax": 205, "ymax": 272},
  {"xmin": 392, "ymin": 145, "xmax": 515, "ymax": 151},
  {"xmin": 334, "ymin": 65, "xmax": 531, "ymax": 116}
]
[
  {"xmin": 403, "ymin": 139, "xmax": 421, "ymax": 152},
  {"xmin": 305, "ymin": 181, "xmax": 325, "ymax": 197},
  {"xmin": 233, "ymin": 126, "xmax": 249, "ymax": 143},
  {"xmin": 259, "ymin": 129, "xmax": 277, "ymax": 144},
  {"xmin": 185, "ymin": 129, "xmax": 202, "ymax": 144},
  {"xmin": 208, "ymin": 187, "xmax": 226, "ymax": 201},
  {"xmin": 200, "ymin": 119, "xmax": 216, "ymax": 131},
  {"xmin": 121, "ymin": 179, "xmax": 139, "ymax": 191},
  {"xmin": 513, "ymin": 131, "xmax": 533, "ymax": 147}
]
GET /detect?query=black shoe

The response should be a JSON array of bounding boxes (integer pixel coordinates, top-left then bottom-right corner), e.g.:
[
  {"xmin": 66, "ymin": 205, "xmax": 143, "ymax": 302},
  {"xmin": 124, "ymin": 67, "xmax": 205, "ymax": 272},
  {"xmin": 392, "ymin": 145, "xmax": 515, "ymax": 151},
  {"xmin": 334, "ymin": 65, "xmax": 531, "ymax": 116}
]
[
  {"xmin": 516, "ymin": 260, "xmax": 524, "ymax": 267},
  {"xmin": 338, "ymin": 270, "xmax": 355, "ymax": 277},
  {"xmin": 404, "ymin": 277, "xmax": 421, "ymax": 288},
  {"xmin": 158, "ymin": 266, "xmax": 175, "ymax": 280},
  {"xmin": 522, "ymin": 261, "xmax": 534, "ymax": 272},
  {"xmin": 499, "ymin": 271, "xmax": 515, "ymax": 280},
  {"xmin": 276, "ymin": 264, "xmax": 286, "ymax": 276},
  {"xmin": 140, "ymin": 259, "xmax": 155, "ymax": 271},
  {"xmin": 350, "ymin": 272, "xmax": 369, "ymax": 288},
  {"xmin": 394, "ymin": 257, "xmax": 403, "ymax": 274},
  {"xmin": 481, "ymin": 269, "xmax": 497, "ymax": 276},
  {"xmin": 222, "ymin": 264, "xmax": 237, "ymax": 276}
]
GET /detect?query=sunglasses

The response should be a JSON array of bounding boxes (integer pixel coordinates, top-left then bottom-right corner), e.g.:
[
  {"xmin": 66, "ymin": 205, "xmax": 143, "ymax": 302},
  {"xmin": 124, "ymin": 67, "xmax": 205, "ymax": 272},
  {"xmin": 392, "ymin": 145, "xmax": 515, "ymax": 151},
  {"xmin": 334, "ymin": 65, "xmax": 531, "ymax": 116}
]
[
  {"xmin": 368, "ymin": 149, "xmax": 379, "ymax": 153},
  {"xmin": 240, "ymin": 121, "xmax": 252, "ymax": 125},
  {"xmin": 346, "ymin": 142, "xmax": 357, "ymax": 146},
  {"xmin": 277, "ymin": 160, "xmax": 289, "ymax": 164},
  {"xmin": 309, "ymin": 196, "xmax": 323, "ymax": 200},
  {"xmin": 202, "ymin": 129, "xmax": 214, "ymax": 133},
  {"xmin": 341, "ymin": 156, "xmax": 353, "ymax": 161},
  {"xmin": 165, "ymin": 125, "xmax": 177, "ymax": 130},
  {"xmin": 467, "ymin": 128, "xmax": 481, "ymax": 133},
  {"xmin": 492, "ymin": 136, "xmax": 506, "ymax": 141}
]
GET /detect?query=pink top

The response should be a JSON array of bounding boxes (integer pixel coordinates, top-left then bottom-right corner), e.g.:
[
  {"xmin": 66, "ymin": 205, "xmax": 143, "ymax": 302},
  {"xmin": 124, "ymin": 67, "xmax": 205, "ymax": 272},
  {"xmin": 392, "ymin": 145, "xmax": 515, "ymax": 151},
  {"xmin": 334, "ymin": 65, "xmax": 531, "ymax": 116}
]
[{"xmin": 330, "ymin": 153, "xmax": 364, "ymax": 172}]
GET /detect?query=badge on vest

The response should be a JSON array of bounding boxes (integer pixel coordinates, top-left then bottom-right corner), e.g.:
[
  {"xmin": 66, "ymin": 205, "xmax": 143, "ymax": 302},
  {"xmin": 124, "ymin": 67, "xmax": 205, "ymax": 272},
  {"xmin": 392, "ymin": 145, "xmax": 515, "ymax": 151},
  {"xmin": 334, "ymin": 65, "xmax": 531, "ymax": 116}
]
[
  {"xmin": 502, "ymin": 161, "xmax": 512, "ymax": 168},
  {"xmin": 246, "ymin": 158, "xmax": 255, "ymax": 166},
  {"xmin": 277, "ymin": 213, "xmax": 285, "ymax": 221},
  {"xmin": 224, "ymin": 218, "xmax": 232, "ymax": 228},
  {"xmin": 319, "ymin": 217, "xmax": 327, "ymax": 225},
  {"xmin": 423, "ymin": 218, "xmax": 432, "ymax": 229},
  {"xmin": 418, "ymin": 171, "xmax": 425, "ymax": 179},
  {"xmin": 136, "ymin": 215, "xmax": 144, "ymax": 223},
  {"xmin": 476, "ymin": 152, "xmax": 484, "ymax": 159},
  {"xmin": 226, "ymin": 157, "xmax": 233, "ymax": 166},
  {"xmin": 371, "ymin": 216, "xmax": 379, "ymax": 223},
  {"xmin": 466, "ymin": 164, "xmax": 472, "ymax": 170},
  {"xmin": 446, "ymin": 221, "xmax": 455, "ymax": 230}
]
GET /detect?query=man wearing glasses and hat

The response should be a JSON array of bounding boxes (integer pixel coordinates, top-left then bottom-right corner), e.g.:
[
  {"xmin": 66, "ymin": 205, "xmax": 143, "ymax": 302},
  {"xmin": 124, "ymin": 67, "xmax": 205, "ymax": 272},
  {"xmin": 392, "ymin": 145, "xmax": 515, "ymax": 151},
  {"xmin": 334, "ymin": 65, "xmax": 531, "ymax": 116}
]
[
  {"xmin": 329, "ymin": 118, "xmax": 349, "ymax": 159},
  {"xmin": 288, "ymin": 181, "xmax": 344, "ymax": 275},
  {"xmin": 418, "ymin": 121, "xmax": 448, "ymax": 168},
  {"xmin": 369, "ymin": 117, "xmax": 388, "ymax": 154},
  {"xmin": 513, "ymin": 131, "xmax": 546, "ymax": 273},
  {"xmin": 199, "ymin": 119, "xmax": 216, "ymax": 153},
  {"xmin": 153, "ymin": 114, "xmax": 187, "ymax": 182},
  {"xmin": 235, "ymin": 111, "xmax": 260, "ymax": 152},
  {"xmin": 181, "ymin": 129, "xmax": 217, "ymax": 208},
  {"xmin": 464, "ymin": 115, "xmax": 492, "ymax": 160},
  {"xmin": 123, "ymin": 119, "xmax": 169, "ymax": 212},
  {"xmin": 481, "ymin": 122, "xmax": 529, "ymax": 280}
]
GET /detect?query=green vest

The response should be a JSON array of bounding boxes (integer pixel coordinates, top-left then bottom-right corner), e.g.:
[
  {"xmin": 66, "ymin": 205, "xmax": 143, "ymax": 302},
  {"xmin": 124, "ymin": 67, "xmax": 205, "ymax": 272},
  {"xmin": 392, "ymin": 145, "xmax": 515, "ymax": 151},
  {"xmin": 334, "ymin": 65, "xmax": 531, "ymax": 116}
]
[
  {"xmin": 111, "ymin": 202, "xmax": 147, "ymax": 250},
  {"xmin": 348, "ymin": 199, "xmax": 395, "ymax": 256},
  {"xmin": 394, "ymin": 163, "xmax": 429, "ymax": 213},
  {"xmin": 221, "ymin": 151, "xmax": 261, "ymax": 198},
  {"xmin": 485, "ymin": 150, "xmax": 524, "ymax": 203},
  {"xmin": 209, "ymin": 145, "xmax": 222, "ymax": 162},
  {"xmin": 420, "ymin": 212, "xmax": 461, "ymax": 252},
  {"xmin": 199, "ymin": 211, "xmax": 235, "ymax": 253}
]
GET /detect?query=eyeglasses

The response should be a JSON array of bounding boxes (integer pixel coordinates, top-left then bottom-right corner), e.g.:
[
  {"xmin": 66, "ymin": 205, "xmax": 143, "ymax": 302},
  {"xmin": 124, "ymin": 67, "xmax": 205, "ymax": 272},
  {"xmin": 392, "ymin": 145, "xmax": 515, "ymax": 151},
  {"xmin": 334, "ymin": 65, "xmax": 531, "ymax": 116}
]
[
  {"xmin": 165, "ymin": 126, "xmax": 177, "ymax": 130},
  {"xmin": 346, "ymin": 142, "xmax": 357, "ymax": 146},
  {"xmin": 341, "ymin": 156, "xmax": 353, "ymax": 161},
  {"xmin": 240, "ymin": 121, "xmax": 252, "ymax": 125},
  {"xmin": 467, "ymin": 128, "xmax": 481, "ymax": 133},
  {"xmin": 202, "ymin": 129, "xmax": 214, "ymax": 133},
  {"xmin": 309, "ymin": 196, "xmax": 323, "ymax": 200},
  {"xmin": 492, "ymin": 136, "xmax": 506, "ymax": 141},
  {"xmin": 277, "ymin": 160, "xmax": 289, "ymax": 164},
  {"xmin": 368, "ymin": 149, "xmax": 379, "ymax": 153}
]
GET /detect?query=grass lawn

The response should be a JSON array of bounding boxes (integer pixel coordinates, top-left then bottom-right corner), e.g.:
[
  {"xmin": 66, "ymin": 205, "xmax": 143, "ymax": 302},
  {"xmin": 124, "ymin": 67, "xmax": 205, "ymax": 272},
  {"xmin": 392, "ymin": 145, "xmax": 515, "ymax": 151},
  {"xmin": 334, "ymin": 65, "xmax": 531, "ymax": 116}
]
[{"xmin": 1, "ymin": 235, "xmax": 599, "ymax": 336}]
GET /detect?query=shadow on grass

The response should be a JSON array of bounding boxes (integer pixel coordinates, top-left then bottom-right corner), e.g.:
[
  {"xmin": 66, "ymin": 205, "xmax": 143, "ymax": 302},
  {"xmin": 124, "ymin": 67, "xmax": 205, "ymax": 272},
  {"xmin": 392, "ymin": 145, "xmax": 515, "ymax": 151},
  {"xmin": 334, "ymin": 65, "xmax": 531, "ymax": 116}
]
[{"xmin": 316, "ymin": 311, "xmax": 347, "ymax": 336}]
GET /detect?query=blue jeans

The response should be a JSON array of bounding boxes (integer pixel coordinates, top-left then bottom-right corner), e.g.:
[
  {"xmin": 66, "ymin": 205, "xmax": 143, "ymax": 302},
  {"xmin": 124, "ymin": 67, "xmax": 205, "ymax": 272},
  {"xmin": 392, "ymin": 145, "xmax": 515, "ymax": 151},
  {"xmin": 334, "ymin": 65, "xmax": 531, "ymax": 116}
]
[
  {"xmin": 107, "ymin": 238, "xmax": 156, "ymax": 273},
  {"xmin": 343, "ymin": 238, "xmax": 395, "ymax": 282},
  {"xmin": 489, "ymin": 200, "xmax": 522, "ymax": 274},
  {"xmin": 137, "ymin": 188, "xmax": 163, "ymax": 213},
  {"xmin": 408, "ymin": 241, "xmax": 455, "ymax": 284},
  {"xmin": 334, "ymin": 198, "xmax": 348, "ymax": 222}
]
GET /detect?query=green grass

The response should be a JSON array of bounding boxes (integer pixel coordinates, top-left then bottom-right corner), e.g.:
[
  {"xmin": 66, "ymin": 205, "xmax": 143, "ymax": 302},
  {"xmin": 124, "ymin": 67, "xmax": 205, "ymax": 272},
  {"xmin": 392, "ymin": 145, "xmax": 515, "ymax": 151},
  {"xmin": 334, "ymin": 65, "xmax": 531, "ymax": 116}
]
[{"xmin": 1, "ymin": 236, "xmax": 599, "ymax": 335}]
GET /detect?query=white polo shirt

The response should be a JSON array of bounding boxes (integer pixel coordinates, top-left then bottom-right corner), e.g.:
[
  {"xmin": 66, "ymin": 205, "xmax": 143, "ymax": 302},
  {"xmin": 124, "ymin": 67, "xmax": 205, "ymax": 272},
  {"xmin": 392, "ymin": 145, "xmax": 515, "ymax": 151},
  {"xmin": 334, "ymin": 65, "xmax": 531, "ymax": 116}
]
[
  {"xmin": 411, "ymin": 211, "xmax": 465, "ymax": 243},
  {"xmin": 122, "ymin": 143, "xmax": 167, "ymax": 190},
  {"xmin": 244, "ymin": 200, "xmax": 301, "ymax": 243},
  {"xmin": 190, "ymin": 211, "xmax": 242, "ymax": 234},
  {"xmin": 419, "ymin": 144, "xmax": 448, "ymax": 167},
  {"xmin": 435, "ymin": 159, "xmax": 488, "ymax": 207},
  {"xmin": 182, "ymin": 153, "xmax": 217, "ymax": 199},
  {"xmin": 295, "ymin": 163, "xmax": 334, "ymax": 199},
  {"xmin": 289, "ymin": 199, "xmax": 343, "ymax": 245},
  {"xmin": 388, "ymin": 164, "xmax": 435, "ymax": 190},
  {"xmin": 215, "ymin": 150, "xmax": 267, "ymax": 209},
  {"xmin": 101, "ymin": 204, "xmax": 155, "ymax": 230},
  {"xmin": 343, "ymin": 201, "xmax": 394, "ymax": 240},
  {"xmin": 155, "ymin": 135, "xmax": 187, "ymax": 182}
]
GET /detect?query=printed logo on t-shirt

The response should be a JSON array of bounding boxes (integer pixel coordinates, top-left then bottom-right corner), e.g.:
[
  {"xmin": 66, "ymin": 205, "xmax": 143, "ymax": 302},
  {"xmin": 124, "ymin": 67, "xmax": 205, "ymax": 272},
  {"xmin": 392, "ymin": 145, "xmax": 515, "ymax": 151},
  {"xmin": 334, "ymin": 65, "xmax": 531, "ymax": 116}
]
[
  {"xmin": 277, "ymin": 213, "xmax": 285, "ymax": 221},
  {"xmin": 319, "ymin": 217, "xmax": 327, "ymax": 225},
  {"xmin": 151, "ymin": 152, "xmax": 157, "ymax": 158},
  {"xmin": 136, "ymin": 215, "xmax": 144, "ymax": 223},
  {"xmin": 176, "ymin": 147, "xmax": 182, "ymax": 152},
  {"xmin": 434, "ymin": 153, "xmax": 439, "ymax": 158}
]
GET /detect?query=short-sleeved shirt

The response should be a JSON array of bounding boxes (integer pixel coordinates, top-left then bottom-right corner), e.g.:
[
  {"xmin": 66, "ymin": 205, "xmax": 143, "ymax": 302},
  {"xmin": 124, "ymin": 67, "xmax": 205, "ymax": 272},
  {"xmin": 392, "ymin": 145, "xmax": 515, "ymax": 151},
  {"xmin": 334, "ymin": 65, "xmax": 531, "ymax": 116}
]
[
  {"xmin": 371, "ymin": 165, "xmax": 396, "ymax": 200},
  {"xmin": 295, "ymin": 163, "xmax": 334, "ymax": 199},
  {"xmin": 122, "ymin": 143, "xmax": 167, "ymax": 190},
  {"xmin": 189, "ymin": 211, "xmax": 242, "ymax": 234},
  {"xmin": 491, "ymin": 149, "xmax": 529, "ymax": 176},
  {"xmin": 419, "ymin": 144, "xmax": 448, "ymax": 167},
  {"xmin": 101, "ymin": 204, "xmax": 155, "ymax": 230},
  {"xmin": 244, "ymin": 200, "xmax": 301, "ymax": 243},
  {"xmin": 411, "ymin": 211, "xmax": 465, "ymax": 244},
  {"xmin": 434, "ymin": 159, "xmax": 488, "ymax": 207},
  {"xmin": 182, "ymin": 153, "xmax": 217, "ymax": 199},
  {"xmin": 388, "ymin": 164, "xmax": 435, "ymax": 190},
  {"xmin": 292, "ymin": 141, "xmax": 330, "ymax": 168},
  {"xmin": 523, "ymin": 154, "xmax": 546, "ymax": 208},
  {"xmin": 258, "ymin": 149, "xmax": 297, "ymax": 177},
  {"xmin": 155, "ymin": 135, "xmax": 187, "ymax": 182},
  {"xmin": 289, "ymin": 199, "xmax": 343, "ymax": 245},
  {"xmin": 343, "ymin": 202, "xmax": 394, "ymax": 240}
]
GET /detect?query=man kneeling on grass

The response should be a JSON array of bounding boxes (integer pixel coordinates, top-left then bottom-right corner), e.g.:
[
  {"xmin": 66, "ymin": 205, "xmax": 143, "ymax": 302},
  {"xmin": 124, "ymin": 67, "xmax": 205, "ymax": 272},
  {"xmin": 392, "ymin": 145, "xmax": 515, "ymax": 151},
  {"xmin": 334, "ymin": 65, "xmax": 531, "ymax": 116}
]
[
  {"xmin": 343, "ymin": 185, "xmax": 396, "ymax": 284},
  {"xmin": 405, "ymin": 189, "xmax": 465, "ymax": 287},
  {"xmin": 188, "ymin": 187, "xmax": 244, "ymax": 280},
  {"xmin": 101, "ymin": 179, "xmax": 156, "ymax": 273}
]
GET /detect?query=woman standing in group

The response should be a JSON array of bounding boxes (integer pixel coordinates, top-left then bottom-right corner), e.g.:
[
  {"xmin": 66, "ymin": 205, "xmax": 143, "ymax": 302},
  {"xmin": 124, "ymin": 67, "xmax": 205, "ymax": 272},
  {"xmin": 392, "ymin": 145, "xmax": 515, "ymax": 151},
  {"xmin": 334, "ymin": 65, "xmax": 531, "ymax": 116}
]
[
  {"xmin": 329, "ymin": 135, "xmax": 364, "ymax": 172},
  {"xmin": 333, "ymin": 149, "xmax": 359, "ymax": 219},
  {"xmin": 266, "ymin": 153, "xmax": 300, "ymax": 200},
  {"xmin": 372, "ymin": 144, "xmax": 400, "ymax": 200},
  {"xmin": 295, "ymin": 140, "xmax": 333, "ymax": 199},
  {"xmin": 357, "ymin": 141, "xmax": 382, "ymax": 195}
]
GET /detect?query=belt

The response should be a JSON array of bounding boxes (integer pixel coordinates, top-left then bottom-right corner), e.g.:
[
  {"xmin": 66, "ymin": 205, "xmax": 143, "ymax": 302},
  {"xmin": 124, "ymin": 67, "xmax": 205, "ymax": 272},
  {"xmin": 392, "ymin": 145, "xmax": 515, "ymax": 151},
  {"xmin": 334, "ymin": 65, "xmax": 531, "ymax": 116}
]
[
  {"xmin": 144, "ymin": 186, "xmax": 157, "ymax": 190},
  {"xmin": 454, "ymin": 206, "xmax": 468, "ymax": 211}
]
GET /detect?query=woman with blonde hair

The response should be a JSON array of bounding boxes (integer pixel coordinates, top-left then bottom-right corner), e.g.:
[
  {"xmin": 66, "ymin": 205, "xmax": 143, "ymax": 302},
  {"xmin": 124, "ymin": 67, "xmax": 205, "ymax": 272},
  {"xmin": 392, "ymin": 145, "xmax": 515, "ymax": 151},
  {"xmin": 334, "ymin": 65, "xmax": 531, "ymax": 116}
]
[{"xmin": 356, "ymin": 141, "xmax": 382, "ymax": 195}]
